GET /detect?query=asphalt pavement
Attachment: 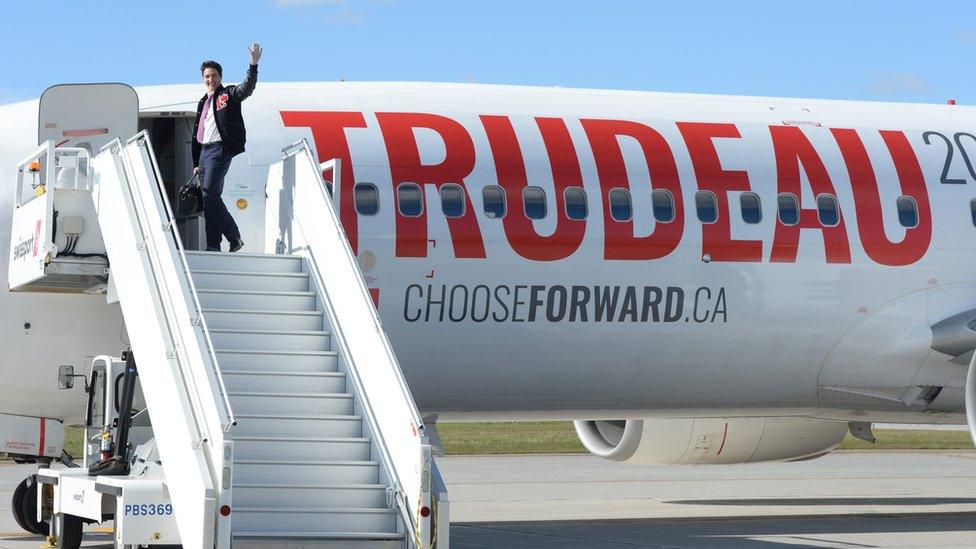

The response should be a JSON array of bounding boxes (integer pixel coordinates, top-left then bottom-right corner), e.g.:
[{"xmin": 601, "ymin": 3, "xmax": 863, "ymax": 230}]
[{"xmin": 2, "ymin": 451, "xmax": 975, "ymax": 548}]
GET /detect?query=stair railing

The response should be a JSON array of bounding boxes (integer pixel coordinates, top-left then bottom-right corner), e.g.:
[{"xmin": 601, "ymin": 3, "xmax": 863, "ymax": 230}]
[
  {"xmin": 121, "ymin": 132, "xmax": 236, "ymax": 432},
  {"xmin": 94, "ymin": 132, "xmax": 237, "ymax": 548},
  {"xmin": 266, "ymin": 140, "xmax": 444, "ymax": 547},
  {"xmin": 92, "ymin": 137, "xmax": 220, "ymax": 548},
  {"xmin": 119, "ymin": 132, "xmax": 239, "ymax": 548}
]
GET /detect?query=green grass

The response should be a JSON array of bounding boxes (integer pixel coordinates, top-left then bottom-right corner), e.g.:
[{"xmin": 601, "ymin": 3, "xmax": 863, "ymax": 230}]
[
  {"xmin": 439, "ymin": 421, "xmax": 584, "ymax": 455},
  {"xmin": 437, "ymin": 422, "xmax": 974, "ymax": 455},
  {"xmin": 4, "ymin": 424, "xmax": 972, "ymax": 462},
  {"xmin": 838, "ymin": 429, "xmax": 972, "ymax": 450},
  {"xmin": 64, "ymin": 426, "xmax": 85, "ymax": 458}
]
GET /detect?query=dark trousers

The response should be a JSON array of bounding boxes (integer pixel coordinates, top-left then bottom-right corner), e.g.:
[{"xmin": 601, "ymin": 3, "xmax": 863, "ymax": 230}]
[{"xmin": 199, "ymin": 143, "xmax": 241, "ymax": 251}]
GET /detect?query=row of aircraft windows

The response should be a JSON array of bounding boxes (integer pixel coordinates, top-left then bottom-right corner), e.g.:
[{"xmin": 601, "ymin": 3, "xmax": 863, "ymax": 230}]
[{"xmin": 352, "ymin": 183, "xmax": 922, "ymax": 229}]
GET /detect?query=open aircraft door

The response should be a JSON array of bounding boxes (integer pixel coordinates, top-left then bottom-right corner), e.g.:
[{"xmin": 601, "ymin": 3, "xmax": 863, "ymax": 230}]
[
  {"xmin": 8, "ymin": 84, "xmax": 138, "ymax": 290},
  {"xmin": 38, "ymin": 83, "xmax": 138, "ymax": 151}
]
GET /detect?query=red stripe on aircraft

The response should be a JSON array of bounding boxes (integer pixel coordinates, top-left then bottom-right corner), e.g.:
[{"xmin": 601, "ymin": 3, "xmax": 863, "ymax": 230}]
[
  {"xmin": 62, "ymin": 128, "xmax": 108, "ymax": 137},
  {"xmin": 716, "ymin": 422, "xmax": 729, "ymax": 456},
  {"xmin": 39, "ymin": 418, "xmax": 46, "ymax": 457}
]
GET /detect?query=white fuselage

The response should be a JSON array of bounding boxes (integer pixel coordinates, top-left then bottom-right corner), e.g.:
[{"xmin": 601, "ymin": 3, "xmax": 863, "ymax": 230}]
[{"xmin": 2, "ymin": 82, "xmax": 974, "ymax": 424}]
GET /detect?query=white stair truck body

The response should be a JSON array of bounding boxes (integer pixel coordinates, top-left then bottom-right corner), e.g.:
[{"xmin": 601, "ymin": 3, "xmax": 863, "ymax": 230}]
[{"xmin": 8, "ymin": 82, "xmax": 448, "ymax": 548}]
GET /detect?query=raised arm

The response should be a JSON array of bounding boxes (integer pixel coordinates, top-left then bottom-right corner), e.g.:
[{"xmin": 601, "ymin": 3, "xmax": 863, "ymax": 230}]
[{"xmin": 232, "ymin": 43, "xmax": 262, "ymax": 101}]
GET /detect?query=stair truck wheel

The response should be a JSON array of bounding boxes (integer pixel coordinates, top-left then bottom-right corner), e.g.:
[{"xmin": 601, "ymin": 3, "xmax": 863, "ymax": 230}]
[
  {"xmin": 18, "ymin": 474, "xmax": 50, "ymax": 535},
  {"xmin": 10, "ymin": 477, "xmax": 31, "ymax": 533},
  {"xmin": 59, "ymin": 513, "xmax": 84, "ymax": 549}
]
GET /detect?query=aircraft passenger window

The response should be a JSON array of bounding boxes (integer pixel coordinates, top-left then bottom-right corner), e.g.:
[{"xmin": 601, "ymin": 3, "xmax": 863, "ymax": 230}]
[
  {"xmin": 440, "ymin": 185, "xmax": 466, "ymax": 218},
  {"xmin": 354, "ymin": 183, "xmax": 379, "ymax": 216},
  {"xmin": 397, "ymin": 183, "xmax": 423, "ymax": 217},
  {"xmin": 483, "ymin": 185, "xmax": 506, "ymax": 218},
  {"xmin": 777, "ymin": 194, "xmax": 799, "ymax": 226},
  {"xmin": 565, "ymin": 187, "xmax": 587, "ymax": 220},
  {"xmin": 696, "ymin": 191, "xmax": 718, "ymax": 224},
  {"xmin": 523, "ymin": 187, "xmax": 547, "ymax": 220},
  {"xmin": 608, "ymin": 189, "xmax": 633, "ymax": 221},
  {"xmin": 817, "ymin": 194, "xmax": 839, "ymax": 227},
  {"xmin": 740, "ymin": 192, "xmax": 761, "ymax": 224},
  {"xmin": 971, "ymin": 198, "xmax": 976, "ymax": 227},
  {"xmin": 652, "ymin": 190, "xmax": 675, "ymax": 223},
  {"xmin": 897, "ymin": 196, "xmax": 918, "ymax": 228}
]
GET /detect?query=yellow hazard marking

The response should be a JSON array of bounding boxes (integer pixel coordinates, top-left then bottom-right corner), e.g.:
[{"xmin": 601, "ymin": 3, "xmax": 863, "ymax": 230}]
[{"xmin": 92, "ymin": 526, "xmax": 114, "ymax": 533}]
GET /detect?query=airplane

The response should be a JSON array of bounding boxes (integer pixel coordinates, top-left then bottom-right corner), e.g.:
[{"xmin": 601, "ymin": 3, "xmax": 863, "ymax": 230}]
[{"xmin": 1, "ymin": 79, "xmax": 975, "ymax": 479}]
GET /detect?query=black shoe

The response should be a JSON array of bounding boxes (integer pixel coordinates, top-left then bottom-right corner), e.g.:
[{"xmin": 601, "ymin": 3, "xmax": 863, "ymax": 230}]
[{"xmin": 229, "ymin": 239, "xmax": 245, "ymax": 253}]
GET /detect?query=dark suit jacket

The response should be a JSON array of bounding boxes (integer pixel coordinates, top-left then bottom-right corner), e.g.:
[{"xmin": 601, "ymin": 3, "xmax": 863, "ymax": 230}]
[{"xmin": 191, "ymin": 64, "xmax": 258, "ymax": 167}]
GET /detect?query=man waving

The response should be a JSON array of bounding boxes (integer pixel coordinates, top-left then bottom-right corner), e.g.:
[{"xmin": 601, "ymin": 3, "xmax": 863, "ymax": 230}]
[{"xmin": 191, "ymin": 42, "xmax": 262, "ymax": 252}]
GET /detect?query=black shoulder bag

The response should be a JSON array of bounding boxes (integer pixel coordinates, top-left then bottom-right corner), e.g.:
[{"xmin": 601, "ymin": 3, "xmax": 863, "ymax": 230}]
[{"xmin": 177, "ymin": 174, "xmax": 204, "ymax": 217}]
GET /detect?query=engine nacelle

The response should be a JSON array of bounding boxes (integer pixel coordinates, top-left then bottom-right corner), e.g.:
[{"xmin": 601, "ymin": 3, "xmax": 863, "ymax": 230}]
[{"xmin": 573, "ymin": 417, "xmax": 848, "ymax": 465}]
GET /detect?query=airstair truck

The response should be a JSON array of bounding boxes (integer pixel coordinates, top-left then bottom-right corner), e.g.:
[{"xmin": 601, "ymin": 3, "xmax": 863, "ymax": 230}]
[{"xmin": 8, "ymin": 84, "xmax": 449, "ymax": 548}]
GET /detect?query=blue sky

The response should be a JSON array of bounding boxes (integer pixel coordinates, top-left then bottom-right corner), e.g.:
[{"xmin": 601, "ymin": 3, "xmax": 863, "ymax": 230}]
[{"xmin": 2, "ymin": 1, "xmax": 975, "ymax": 105}]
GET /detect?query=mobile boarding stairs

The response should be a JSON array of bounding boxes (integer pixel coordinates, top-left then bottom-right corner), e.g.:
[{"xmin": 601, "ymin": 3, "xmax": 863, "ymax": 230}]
[{"xmin": 8, "ymin": 133, "xmax": 448, "ymax": 548}]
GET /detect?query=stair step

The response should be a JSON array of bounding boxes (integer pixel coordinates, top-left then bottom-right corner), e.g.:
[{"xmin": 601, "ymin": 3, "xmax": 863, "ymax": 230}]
[
  {"xmin": 233, "ymin": 460, "xmax": 380, "ymax": 485},
  {"xmin": 191, "ymin": 269, "xmax": 310, "ymax": 292},
  {"xmin": 223, "ymin": 371, "xmax": 347, "ymax": 393},
  {"xmin": 211, "ymin": 329, "xmax": 331, "ymax": 352},
  {"xmin": 232, "ymin": 532, "xmax": 404, "ymax": 549},
  {"xmin": 232, "ymin": 414, "xmax": 363, "ymax": 438},
  {"xmin": 216, "ymin": 350, "xmax": 339, "ymax": 373},
  {"xmin": 198, "ymin": 289, "xmax": 317, "ymax": 311},
  {"xmin": 233, "ymin": 483, "xmax": 388, "ymax": 508},
  {"xmin": 230, "ymin": 508, "xmax": 397, "ymax": 534},
  {"xmin": 203, "ymin": 309, "xmax": 324, "ymax": 331},
  {"xmin": 230, "ymin": 392, "xmax": 353, "ymax": 415},
  {"xmin": 233, "ymin": 437, "xmax": 371, "ymax": 461},
  {"xmin": 185, "ymin": 251, "xmax": 304, "ymax": 273}
]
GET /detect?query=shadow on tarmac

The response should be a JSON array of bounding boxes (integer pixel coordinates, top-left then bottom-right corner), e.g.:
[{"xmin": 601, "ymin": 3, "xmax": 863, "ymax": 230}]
[
  {"xmin": 0, "ymin": 532, "xmax": 113, "ymax": 548},
  {"xmin": 451, "ymin": 513, "xmax": 976, "ymax": 548},
  {"xmin": 666, "ymin": 496, "xmax": 976, "ymax": 506}
]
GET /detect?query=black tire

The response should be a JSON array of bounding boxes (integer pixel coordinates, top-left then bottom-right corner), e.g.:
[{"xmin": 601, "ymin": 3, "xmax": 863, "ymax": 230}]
[
  {"xmin": 59, "ymin": 514, "xmax": 84, "ymax": 549},
  {"xmin": 19, "ymin": 474, "xmax": 50, "ymax": 535},
  {"xmin": 10, "ymin": 477, "xmax": 31, "ymax": 533}
]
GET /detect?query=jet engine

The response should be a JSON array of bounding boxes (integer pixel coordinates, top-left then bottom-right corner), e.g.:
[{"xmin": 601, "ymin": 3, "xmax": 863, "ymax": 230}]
[{"xmin": 573, "ymin": 417, "xmax": 849, "ymax": 465}]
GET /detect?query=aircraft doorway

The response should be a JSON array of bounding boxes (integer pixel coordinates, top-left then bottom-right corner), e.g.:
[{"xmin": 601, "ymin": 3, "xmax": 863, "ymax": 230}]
[{"xmin": 138, "ymin": 114, "xmax": 205, "ymax": 250}]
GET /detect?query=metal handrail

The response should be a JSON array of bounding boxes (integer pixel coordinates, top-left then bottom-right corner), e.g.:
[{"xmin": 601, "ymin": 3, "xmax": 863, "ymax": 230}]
[
  {"xmin": 98, "ymin": 138, "xmax": 211, "ymax": 445},
  {"xmin": 126, "ymin": 132, "xmax": 236, "ymax": 431},
  {"xmin": 300, "ymin": 258, "xmax": 418, "ymax": 537},
  {"xmin": 274, "ymin": 141, "xmax": 429, "ymax": 543},
  {"xmin": 288, "ymin": 141, "xmax": 425, "ymax": 430},
  {"xmin": 13, "ymin": 141, "xmax": 56, "ymax": 208}
]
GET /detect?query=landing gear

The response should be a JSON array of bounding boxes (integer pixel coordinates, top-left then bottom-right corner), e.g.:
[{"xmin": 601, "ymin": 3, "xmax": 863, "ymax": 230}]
[{"xmin": 10, "ymin": 474, "xmax": 50, "ymax": 535}]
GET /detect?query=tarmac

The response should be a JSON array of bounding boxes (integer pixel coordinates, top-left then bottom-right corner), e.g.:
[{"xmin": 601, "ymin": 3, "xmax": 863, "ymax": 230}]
[{"xmin": 1, "ymin": 451, "xmax": 974, "ymax": 548}]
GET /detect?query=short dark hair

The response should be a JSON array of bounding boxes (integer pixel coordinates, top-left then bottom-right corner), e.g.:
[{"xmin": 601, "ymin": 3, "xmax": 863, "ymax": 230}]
[{"xmin": 200, "ymin": 60, "xmax": 223, "ymax": 77}]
